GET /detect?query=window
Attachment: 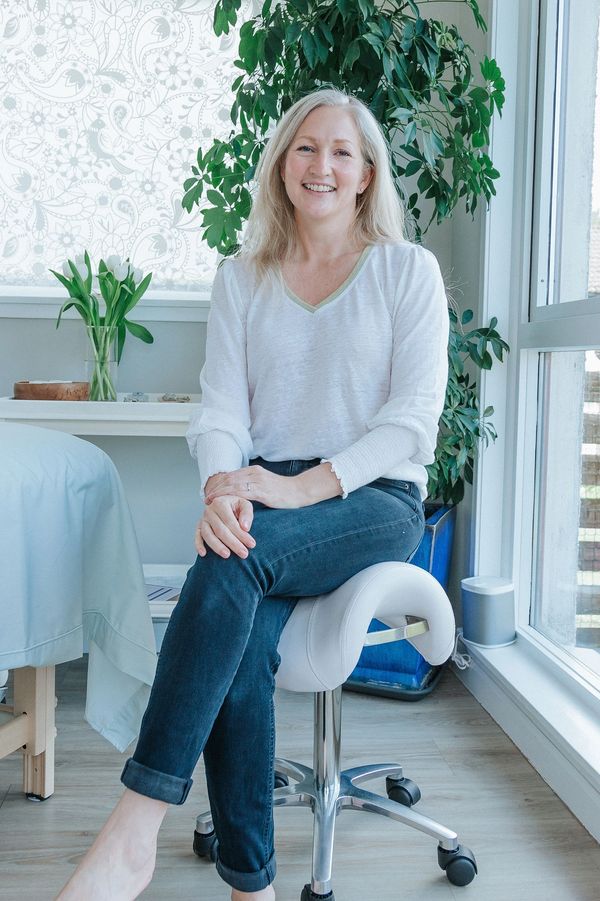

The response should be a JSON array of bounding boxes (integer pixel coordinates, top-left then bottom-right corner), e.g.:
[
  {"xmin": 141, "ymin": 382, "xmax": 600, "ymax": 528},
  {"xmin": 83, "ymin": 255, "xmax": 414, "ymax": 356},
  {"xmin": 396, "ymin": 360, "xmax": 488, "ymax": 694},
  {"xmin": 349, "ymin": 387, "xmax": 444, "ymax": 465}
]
[
  {"xmin": 0, "ymin": 0, "xmax": 256, "ymax": 294},
  {"xmin": 527, "ymin": 0, "xmax": 600, "ymax": 686}
]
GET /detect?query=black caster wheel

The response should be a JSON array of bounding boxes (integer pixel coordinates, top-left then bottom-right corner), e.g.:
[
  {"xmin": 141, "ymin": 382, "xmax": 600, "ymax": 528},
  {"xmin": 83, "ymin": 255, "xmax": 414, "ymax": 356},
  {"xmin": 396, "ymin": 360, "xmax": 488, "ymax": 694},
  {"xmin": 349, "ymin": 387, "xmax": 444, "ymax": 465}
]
[
  {"xmin": 437, "ymin": 844, "xmax": 478, "ymax": 886},
  {"xmin": 274, "ymin": 770, "xmax": 290, "ymax": 789},
  {"xmin": 386, "ymin": 775, "xmax": 421, "ymax": 807},
  {"xmin": 193, "ymin": 828, "xmax": 218, "ymax": 862},
  {"xmin": 300, "ymin": 885, "xmax": 334, "ymax": 900}
]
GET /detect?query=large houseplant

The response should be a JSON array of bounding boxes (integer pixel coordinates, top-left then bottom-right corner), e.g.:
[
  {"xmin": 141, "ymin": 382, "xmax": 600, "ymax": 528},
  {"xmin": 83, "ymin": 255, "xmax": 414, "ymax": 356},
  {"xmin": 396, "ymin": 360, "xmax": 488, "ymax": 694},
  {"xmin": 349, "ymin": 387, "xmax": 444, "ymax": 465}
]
[{"xmin": 182, "ymin": 0, "xmax": 509, "ymax": 506}]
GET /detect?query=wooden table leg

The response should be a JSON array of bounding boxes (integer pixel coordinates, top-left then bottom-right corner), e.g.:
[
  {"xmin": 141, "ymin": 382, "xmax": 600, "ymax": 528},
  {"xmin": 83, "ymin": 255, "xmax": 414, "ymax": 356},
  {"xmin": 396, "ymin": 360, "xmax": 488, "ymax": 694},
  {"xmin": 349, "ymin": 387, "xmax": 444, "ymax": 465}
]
[{"xmin": 13, "ymin": 666, "xmax": 57, "ymax": 800}]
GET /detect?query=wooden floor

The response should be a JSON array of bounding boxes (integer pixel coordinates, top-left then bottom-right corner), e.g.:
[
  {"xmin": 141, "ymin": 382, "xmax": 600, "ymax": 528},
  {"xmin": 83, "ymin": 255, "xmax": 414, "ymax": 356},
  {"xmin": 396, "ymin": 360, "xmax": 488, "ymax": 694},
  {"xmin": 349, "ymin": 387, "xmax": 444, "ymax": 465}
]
[{"xmin": 1, "ymin": 659, "xmax": 599, "ymax": 901}]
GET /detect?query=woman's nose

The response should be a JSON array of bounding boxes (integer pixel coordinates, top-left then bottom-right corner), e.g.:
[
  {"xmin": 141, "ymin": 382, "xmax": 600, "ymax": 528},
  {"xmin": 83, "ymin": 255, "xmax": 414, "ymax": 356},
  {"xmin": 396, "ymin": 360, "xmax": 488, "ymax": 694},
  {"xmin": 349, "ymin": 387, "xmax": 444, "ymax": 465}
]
[{"xmin": 309, "ymin": 151, "xmax": 333, "ymax": 173}]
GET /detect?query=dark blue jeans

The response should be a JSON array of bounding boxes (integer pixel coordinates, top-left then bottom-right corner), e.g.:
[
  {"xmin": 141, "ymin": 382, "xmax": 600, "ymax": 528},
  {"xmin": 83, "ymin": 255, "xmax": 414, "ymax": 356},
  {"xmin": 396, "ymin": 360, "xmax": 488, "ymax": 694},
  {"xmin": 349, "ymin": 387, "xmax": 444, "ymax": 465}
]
[{"xmin": 121, "ymin": 457, "xmax": 425, "ymax": 892}]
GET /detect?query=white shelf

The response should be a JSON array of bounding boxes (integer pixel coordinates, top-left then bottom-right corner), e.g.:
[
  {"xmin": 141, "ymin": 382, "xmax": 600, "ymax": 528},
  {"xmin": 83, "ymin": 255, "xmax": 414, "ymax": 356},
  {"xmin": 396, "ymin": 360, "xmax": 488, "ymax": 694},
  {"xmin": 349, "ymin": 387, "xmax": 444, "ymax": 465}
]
[{"xmin": 0, "ymin": 394, "xmax": 201, "ymax": 436}]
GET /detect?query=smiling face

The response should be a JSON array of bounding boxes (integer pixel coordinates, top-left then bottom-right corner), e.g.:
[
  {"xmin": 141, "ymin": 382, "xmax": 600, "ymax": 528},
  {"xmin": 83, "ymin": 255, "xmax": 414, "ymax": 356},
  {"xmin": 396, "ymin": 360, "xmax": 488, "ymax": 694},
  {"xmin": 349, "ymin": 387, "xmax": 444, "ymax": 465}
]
[{"xmin": 279, "ymin": 105, "xmax": 373, "ymax": 229}]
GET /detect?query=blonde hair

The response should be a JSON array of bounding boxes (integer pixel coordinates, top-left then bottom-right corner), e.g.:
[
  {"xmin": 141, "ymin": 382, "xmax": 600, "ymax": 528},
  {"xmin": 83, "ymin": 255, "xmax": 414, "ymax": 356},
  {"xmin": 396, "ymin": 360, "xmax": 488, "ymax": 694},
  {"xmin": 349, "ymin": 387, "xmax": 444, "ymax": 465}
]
[{"xmin": 237, "ymin": 87, "xmax": 408, "ymax": 284}]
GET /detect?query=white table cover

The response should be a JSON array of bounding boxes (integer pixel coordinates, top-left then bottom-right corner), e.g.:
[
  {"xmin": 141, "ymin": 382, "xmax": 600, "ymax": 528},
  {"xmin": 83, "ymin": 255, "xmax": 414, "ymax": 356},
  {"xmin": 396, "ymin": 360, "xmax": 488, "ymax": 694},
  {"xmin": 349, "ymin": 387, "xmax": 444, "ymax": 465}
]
[{"xmin": 0, "ymin": 422, "xmax": 157, "ymax": 752}]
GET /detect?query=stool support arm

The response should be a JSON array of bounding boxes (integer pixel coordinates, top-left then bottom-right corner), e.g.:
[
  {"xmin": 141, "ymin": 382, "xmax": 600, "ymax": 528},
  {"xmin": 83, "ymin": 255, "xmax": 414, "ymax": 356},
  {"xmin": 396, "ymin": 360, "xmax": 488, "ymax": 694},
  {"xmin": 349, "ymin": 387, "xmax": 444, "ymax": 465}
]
[{"xmin": 363, "ymin": 617, "xmax": 429, "ymax": 647}]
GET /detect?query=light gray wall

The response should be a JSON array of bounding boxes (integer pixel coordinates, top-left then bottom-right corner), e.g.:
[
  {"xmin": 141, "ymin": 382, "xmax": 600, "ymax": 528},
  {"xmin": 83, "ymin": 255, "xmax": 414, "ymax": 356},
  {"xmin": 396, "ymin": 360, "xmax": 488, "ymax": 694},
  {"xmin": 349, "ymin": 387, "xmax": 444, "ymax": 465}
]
[{"xmin": 0, "ymin": 318, "xmax": 205, "ymax": 396}]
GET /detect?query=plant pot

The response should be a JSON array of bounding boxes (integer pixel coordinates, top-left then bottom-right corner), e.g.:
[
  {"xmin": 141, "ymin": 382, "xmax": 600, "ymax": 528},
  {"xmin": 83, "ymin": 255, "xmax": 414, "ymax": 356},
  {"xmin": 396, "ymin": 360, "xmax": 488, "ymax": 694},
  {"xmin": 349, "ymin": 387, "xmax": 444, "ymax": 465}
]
[
  {"xmin": 85, "ymin": 325, "xmax": 118, "ymax": 401},
  {"xmin": 344, "ymin": 502, "xmax": 457, "ymax": 701}
]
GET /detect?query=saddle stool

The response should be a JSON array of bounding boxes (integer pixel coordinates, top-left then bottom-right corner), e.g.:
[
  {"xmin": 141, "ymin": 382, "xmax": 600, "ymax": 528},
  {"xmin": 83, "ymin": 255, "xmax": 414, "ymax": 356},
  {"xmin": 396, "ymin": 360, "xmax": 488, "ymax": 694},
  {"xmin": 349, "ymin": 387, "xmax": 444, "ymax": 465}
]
[{"xmin": 194, "ymin": 561, "xmax": 478, "ymax": 899}]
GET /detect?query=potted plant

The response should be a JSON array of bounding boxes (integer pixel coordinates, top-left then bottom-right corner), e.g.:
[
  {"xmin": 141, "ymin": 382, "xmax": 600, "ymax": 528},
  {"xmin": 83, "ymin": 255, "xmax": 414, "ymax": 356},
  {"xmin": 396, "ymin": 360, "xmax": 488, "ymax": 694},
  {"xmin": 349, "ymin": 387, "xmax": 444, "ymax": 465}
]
[
  {"xmin": 181, "ymin": 0, "xmax": 511, "ymax": 693},
  {"xmin": 49, "ymin": 253, "xmax": 154, "ymax": 401}
]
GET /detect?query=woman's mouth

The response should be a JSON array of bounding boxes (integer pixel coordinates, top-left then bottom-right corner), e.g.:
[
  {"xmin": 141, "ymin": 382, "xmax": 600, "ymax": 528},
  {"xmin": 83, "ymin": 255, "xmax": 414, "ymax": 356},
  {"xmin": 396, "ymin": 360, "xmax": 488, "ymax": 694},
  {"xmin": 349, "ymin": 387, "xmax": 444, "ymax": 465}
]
[{"xmin": 302, "ymin": 183, "xmax": 336, "ymax": 193}]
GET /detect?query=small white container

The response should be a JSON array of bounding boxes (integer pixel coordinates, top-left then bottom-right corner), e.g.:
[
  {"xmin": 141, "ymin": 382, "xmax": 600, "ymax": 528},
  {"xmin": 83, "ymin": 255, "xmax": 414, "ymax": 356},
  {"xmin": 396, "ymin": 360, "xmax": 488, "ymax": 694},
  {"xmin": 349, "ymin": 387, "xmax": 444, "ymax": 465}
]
[{"xmin": 460, "ymin": 576, "xmax": 516, "ymax": 647}]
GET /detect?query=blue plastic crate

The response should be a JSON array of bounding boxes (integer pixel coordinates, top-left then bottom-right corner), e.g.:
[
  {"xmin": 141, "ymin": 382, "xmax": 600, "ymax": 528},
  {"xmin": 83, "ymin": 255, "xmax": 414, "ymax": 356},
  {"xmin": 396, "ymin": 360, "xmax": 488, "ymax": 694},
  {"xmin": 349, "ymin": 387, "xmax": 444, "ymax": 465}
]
[{"xmin": 344, "ymin": 503, "xmax": 457, "ymax": 701}]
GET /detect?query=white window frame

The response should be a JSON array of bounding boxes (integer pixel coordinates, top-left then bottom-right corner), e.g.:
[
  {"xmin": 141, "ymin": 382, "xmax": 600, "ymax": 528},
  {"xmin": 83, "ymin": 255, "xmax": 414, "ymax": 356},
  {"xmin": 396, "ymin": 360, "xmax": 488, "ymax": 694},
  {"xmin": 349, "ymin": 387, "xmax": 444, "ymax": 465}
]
[
  {"xmin": 0, "ymin": 288, "xmax": 211, "ymax": 323},
  {"xmin": 461, "ymin": 2, "xmax": 600, "ymax": 840},
  {"xmin": 473, "ymin": 0, "xmax": 600, "ymax": 716}
]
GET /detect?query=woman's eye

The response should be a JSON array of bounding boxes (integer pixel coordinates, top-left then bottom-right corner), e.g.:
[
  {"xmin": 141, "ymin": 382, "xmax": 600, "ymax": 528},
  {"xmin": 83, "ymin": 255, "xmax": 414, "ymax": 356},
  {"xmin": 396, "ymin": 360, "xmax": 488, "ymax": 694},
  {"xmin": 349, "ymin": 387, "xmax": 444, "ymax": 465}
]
[{"xmin": 297, "ymin": 146, "xmax": 351, "ymax": 156}]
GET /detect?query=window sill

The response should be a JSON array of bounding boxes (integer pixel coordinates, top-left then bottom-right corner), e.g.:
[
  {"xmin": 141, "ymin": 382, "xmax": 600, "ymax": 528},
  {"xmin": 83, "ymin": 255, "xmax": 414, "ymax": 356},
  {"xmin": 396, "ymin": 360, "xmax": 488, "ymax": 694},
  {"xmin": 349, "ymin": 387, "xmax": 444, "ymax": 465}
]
[
  {"xmin": 0, "ymin": 292, "xmax": 211, "ymax": 322},
  {"xmin": 453, "ymin": 630, "xmax": 600, "ymax": 842}
]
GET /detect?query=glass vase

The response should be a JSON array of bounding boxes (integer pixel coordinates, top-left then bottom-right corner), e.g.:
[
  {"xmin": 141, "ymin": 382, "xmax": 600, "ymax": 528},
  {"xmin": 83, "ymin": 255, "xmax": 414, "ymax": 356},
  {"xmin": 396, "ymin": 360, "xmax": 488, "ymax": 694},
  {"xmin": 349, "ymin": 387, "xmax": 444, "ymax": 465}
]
[{"xmin": 85, "ymin": 325, "xmax": 118, "ymax": 401}]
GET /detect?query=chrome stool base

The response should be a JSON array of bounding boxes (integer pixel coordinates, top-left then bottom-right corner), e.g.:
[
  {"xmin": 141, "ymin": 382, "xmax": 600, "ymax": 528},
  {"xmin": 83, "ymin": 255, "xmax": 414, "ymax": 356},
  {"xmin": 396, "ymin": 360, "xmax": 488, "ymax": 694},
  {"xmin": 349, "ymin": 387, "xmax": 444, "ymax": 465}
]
[{"xmin": 195, "ymin": 685, "xmax": 465, "ymax": 897}]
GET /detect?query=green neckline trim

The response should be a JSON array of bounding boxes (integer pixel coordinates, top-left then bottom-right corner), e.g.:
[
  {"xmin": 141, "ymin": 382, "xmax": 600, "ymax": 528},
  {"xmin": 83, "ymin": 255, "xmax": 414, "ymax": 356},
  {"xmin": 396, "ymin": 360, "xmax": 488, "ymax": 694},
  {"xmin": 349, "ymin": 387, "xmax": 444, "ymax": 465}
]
[{"xmin": 280, "ymin": 244, "xmax": 374, "ymax": 313}]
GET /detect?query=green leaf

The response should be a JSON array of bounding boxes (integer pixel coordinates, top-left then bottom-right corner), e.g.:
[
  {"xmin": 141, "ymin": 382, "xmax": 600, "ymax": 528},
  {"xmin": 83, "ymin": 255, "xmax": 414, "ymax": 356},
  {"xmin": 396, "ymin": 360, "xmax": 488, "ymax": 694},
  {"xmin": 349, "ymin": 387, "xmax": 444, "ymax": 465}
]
[
  {"xmin": 56, "ymin": 300, "xmax": 74, "ymax": 328},
  {"xmin": 124, "ymin": 319, "xmax": 154, "ymax": 343},
  {"xmin": 182, "ymin": 181, "xmax": 203, "ymax": 213},
  {"xmin": 344, "ymin": 40, "xmax": 360, "ymax": 70},
  {"xmin": 207, "ymin": 188, "xmax": 225, "ymax": 206},
  {"xmin": 404, "ymin": 120, "xmax": 417, "ymax": 145},
  {"xmin": 116, "ymin": 322, "xmax": 126, "ymax": 363},
  {"xmin": 315, "ymin": 31, "xmax": 329, "ymax": 64},
  {"xmin": 404, "ymin": 159, "xmax": 421, "ymax": 177},
  {"xmin": 68, "ymin": 258, "xmax": 88, "ymax": 297},
  {"xmin": 123, "ymin": 272, "xmax": 152, "ymax": 316},
  {"xmin": 318, "ymin": 19, "xmax": 334, "ymax": 46},
  {"xmin": 205, "ymin": 221, "xmax": 224, "ymax": 247},
  {"xmin": 213, "ymin": 5, "xmax": 228, "ymax": 37},
  {"xmin": 364, "ymin": 33, "xmax": 382, "ymax": 56},
  {"xmin": 83, "ymin": 250, "xmax": 92, "ymax": 293},
  {"xmin": 285, "ymin": 21, "xmax": 302, "ymax": 45},
  {"xmin": 260, "ymin": 85, "xmax": 280, "ymax": 119},
  {"xmin": 301, "ymin": 31, "xmax": 316, "ymax": 68},
  {"xmin": 238, "ymin": 186, "xmax": 252, "ymax": 218},
  {"xmin": 49, "ymin": 268, "xmax": 77, "ymax": 297},
  {"xmin": 430, "ymin": 129, "xmax": 445, "ymax": 156}
]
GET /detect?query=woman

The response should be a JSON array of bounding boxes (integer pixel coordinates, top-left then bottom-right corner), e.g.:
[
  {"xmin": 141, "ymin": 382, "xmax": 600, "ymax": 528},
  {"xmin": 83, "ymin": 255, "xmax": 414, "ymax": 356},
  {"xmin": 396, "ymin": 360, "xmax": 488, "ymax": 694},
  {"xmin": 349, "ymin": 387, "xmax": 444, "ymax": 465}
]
[{"xmin": 57, "ymin": 87, "xmax": 449, "ymax": 901}]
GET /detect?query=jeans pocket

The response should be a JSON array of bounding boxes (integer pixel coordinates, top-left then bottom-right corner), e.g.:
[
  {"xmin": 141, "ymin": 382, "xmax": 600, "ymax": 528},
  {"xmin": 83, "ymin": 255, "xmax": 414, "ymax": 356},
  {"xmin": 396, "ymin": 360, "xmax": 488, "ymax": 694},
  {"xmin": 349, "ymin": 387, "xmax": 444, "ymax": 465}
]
[{"xmin": 373, "ymin": 478, "xmax": 422, "ymax": 515}]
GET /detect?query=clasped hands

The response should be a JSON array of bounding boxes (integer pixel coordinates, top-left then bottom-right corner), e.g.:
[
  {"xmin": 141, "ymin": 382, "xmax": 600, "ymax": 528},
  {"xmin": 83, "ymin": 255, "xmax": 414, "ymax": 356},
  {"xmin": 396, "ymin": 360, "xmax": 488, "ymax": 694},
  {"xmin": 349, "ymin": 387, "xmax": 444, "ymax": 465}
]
[{"xmin": 195, "ymin": 465, "xmax": 304, "ymax": 560}]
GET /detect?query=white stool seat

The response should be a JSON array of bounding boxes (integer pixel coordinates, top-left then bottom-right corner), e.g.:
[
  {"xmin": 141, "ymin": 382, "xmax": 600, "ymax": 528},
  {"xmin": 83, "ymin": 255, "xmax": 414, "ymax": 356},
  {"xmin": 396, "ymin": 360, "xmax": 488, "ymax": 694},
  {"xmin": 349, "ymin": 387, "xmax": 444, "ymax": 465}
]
[{"xmin": 276, "ymin": 561, "xmax": 456, "ymax": 692}]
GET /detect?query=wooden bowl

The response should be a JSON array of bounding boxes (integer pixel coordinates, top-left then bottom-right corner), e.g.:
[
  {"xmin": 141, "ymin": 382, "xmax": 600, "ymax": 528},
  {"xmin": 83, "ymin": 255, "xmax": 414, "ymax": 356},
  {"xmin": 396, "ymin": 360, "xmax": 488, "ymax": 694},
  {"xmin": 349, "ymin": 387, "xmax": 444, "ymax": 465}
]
[{"xmin": 14, "ymin": 381, "xmax": 90, "ymax": 401}]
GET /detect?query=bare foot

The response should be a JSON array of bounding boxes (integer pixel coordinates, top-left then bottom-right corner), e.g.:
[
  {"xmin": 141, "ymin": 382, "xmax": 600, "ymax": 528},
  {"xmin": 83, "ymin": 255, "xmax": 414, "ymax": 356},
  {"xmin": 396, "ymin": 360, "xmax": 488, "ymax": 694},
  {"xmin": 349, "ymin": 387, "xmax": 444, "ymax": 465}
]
[
  {"xmin": 55, "ymin": 789, "xmax": 169, "ymax": 901},
  {"xmin": 231, "ymin": 886, "xmax": 276, "ymax": 901}
]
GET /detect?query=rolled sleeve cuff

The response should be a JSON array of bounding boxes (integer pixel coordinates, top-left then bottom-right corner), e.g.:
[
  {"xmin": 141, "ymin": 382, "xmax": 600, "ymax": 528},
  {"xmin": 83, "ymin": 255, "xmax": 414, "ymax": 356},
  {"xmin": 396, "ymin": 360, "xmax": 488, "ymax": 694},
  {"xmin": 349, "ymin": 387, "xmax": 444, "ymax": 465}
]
[
  {"xmin": 321, "ymin": 424, "xmax": 419, "ymax": 497},
  {"xmin": 193, "ymin": 431, "xmax": 246, "ymax": 495}
]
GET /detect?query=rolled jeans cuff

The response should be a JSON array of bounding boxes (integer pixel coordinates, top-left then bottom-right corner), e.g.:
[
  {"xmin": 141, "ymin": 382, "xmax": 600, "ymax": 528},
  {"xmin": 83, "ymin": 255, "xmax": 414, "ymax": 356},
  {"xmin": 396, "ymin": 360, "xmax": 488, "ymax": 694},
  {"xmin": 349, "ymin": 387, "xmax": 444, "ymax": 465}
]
[
  {"xmin": 216, "ymin": 848, "xmax": 276, "ymax": 892},
  {"xmin": 120, "ymin": 757, "xmax": 193, "ymax": 805}
]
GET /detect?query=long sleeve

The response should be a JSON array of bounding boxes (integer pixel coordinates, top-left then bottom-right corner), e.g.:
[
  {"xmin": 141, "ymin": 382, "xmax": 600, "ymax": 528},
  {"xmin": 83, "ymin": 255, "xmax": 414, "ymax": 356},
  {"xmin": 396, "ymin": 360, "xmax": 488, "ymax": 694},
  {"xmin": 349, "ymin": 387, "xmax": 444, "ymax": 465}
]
[
  {"xmin": 321, "ymin": 248, "xmax": 449, "ymax": 498},
  {"xmin": 186, "ymin": 261, "xmax": 253, "ymax": 495}
]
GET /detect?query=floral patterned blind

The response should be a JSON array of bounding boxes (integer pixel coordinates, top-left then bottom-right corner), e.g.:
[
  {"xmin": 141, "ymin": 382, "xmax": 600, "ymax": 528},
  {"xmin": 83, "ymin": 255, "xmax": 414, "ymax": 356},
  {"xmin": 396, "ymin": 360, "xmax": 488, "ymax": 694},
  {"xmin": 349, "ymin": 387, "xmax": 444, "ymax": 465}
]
[{"xmin": 0, "ymin": 0, "xmax": 256, "ymax": 293}]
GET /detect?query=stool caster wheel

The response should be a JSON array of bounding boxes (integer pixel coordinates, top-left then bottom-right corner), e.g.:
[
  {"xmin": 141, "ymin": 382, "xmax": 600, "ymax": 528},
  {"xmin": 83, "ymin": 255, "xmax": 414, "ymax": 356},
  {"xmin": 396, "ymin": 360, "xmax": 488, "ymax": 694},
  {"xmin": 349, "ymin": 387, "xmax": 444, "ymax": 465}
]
[
  {"xmin": 193, "ymin": 828, "xmax": 218, "ymax": 862},
  {"xmin": 301, "ymin": 885, "xmax": 334, "ymax": 900},
  {"xmin": 437, "ymin": 844, "xmax": 478, "ymax": 886},
  {"xmin": 274, "ymin": 770, "xmax": 289, "ymax": 789},
  {"xmin": 386, "ymin": 775, "xmax": 421, "ymax": 807}
]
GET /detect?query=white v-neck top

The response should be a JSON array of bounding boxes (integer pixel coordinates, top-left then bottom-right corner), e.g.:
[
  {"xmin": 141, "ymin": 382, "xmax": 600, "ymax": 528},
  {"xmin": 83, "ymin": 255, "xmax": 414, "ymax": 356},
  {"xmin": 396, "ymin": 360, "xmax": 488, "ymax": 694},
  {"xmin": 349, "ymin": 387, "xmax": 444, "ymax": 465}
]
[{"xmin": 186, "ymin": 240, "xmax": 449, "ymax": 502}]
